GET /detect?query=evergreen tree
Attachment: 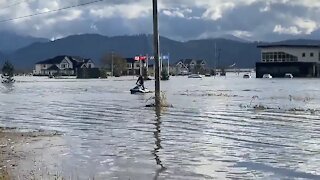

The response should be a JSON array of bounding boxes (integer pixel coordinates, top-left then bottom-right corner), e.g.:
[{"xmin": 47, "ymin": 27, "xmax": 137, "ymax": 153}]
[
  {"xmin": 161, "ymin": 68, "xmax": 169, "ymax": 80},
  {"xmin": 2, "ymin": 61, "xmax": 14, "ymax": 77}
]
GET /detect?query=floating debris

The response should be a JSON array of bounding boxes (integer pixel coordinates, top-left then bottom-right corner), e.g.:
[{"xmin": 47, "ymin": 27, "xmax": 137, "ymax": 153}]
[
  {"xmin": 179, "ymin": 90, "xmax": 239, "ymax": 97},
  {"xmin": 253, "ymin": 105, "xmax": 268, "ymax": 110},
  {"xmin": 146, "ymin": 92, "xmax": 173, "ymax": 108}
]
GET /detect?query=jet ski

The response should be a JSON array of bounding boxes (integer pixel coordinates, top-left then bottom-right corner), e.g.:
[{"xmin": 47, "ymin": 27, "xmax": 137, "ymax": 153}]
[{"xmin": 130, "ymin": 85, "xmax": 150, "ymax": 94}]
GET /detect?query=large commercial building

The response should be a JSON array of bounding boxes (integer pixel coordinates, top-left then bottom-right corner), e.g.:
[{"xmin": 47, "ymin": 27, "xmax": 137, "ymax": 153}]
[{"xmin": 256, "ymin": 44, "xmax": 320, "ymax": 78}]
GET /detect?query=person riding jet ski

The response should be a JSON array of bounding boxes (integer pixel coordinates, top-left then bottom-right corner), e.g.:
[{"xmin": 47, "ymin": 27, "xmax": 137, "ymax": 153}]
[{"xmin": 136, "ymin": 75, "xmax": 145, "ymax": 90}]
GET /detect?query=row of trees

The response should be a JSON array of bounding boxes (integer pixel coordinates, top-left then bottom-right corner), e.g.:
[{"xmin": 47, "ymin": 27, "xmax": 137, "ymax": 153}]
[
  {"xmin": 100, "ymin": 53, "xmax": 150, "ymax": 79},
  {"xmin": 100, "ymin": 53, "xmax": 127, "ymax": 77}
]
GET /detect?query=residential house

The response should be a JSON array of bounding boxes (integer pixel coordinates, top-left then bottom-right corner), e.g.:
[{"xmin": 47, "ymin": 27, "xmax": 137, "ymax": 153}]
[
  {"xmin": 34, "ymin": 55, "xmax": 95, "ymax": 76},
  {"xmin": 173, "ymin": 59, "xmax": 207, "ymax": 75},
  {"xmin": 125, "ymin": 58, "xmax": 146, "ymax": 75}
]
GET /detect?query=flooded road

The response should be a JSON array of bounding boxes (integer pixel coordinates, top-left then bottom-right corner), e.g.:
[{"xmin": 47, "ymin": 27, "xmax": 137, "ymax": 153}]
[{"xmin": 0, "ymin": 75, "xmax": 320, "ymax": 179}]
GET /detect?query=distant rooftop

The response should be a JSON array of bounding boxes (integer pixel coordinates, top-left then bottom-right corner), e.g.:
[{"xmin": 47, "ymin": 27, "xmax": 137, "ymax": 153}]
[
  {"xmin": 257, "ymin": 44, "xmax": 320, "ymax": 48},
  {"xmin": 36, "ymin": 55, "xmax": 91, "ymax": 65}
]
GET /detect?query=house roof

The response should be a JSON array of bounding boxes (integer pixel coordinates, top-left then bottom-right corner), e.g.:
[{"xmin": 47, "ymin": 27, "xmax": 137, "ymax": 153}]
[
  {"xmin": 46, "ymin": 65, "xmax": 60, "ymax": 71},
  {"xmin": 183, "ymin": 59, "xmax": 194, "ymax": 64},
  {"xmin": 36, "ymin": 55, "xmax": 93, "ymax": 65},
  {"xmin": 126, "ymin": 58, "xmax": 136, "ymax": 63},
  {"xmin": 257, "ymin": 44, "xmax": 320, "ymax": 48},
  {"xmin": 196, "ymin": 60, "xmax": 205, "ymax": 64},
  {"xmin": 36, "ymin": 56, "xmax": 66, "ymax": 64},
  {"xmin": 175, "ymin": 59, "xmax": 206, "ymax": 66}
]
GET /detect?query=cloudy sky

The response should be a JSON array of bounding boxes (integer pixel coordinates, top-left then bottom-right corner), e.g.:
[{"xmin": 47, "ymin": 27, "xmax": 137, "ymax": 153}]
[{"xmin": 0, "ymin": 0, "xmax": 320, "ymax": 41}]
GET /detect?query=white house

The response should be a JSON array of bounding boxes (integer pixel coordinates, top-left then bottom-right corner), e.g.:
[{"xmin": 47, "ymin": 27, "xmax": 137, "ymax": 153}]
[
  {"xmin": 125, "ymin": 58, "xmax": 145, "ymax": 75},
  {"xmin": 173, "ymin": 59, "xmax": 207, "ymax": 75},
  {"xmin": 34, "ymin": 55, "xmax": 95, "ymax": 76}
]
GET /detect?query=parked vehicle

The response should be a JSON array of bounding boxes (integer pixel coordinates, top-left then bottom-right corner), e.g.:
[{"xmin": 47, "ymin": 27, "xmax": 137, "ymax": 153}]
[
  {"xmin": 188, "ymin": 74, "xmax": 202, "ymax": 78},
  {"xmin": 262, "ymin": 74, "xmax": 273, "ymax": 79},
  {"xmin": 243, "ymin": 74, "xmax": 252, "ymax": 79},
  {"xmin": 284, "ymin": 73, "xmax": 293, "ymax": 78}
]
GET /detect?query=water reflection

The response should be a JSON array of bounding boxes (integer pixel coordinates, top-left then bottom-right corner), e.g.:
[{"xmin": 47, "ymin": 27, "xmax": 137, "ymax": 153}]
[
  {"xmin": 0, "ymin": 76, "xmax": 320, "ymax": 179},
  {"xmin": 153, "ymin": 106, "xmax": 166, "ymax": 180},
  {"xmin": 1, "ymin": 83, "xmax": 14, "ymax": 93}
]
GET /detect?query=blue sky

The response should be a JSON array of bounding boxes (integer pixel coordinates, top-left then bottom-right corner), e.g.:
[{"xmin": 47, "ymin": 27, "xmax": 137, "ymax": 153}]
[{"xmin": 0, "ymin": 0, "xmax": 320, "ymax": 41}]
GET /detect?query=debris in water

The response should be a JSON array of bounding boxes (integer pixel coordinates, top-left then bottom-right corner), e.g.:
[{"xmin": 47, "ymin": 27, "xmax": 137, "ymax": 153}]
[
  {"xmin": 146, "ymin": 92, "xmax": 173, "ymax": 108},
  {"xmin": 250, "ymin": 96, "xmax": 259, "ymax": 106},
  {"xmin": 253, "ymin": 105, "xmax": 268, "ymax": 110}
]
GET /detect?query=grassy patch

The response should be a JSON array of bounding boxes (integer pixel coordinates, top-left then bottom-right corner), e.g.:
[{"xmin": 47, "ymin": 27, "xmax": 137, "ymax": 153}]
[{"xmin": 0, "ymin": 168, "xmax": 11, "ymax": 180}]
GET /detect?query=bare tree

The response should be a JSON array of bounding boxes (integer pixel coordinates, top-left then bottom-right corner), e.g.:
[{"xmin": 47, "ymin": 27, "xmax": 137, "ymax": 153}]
[{"xmin": 101, "ymin": 53, "xmax": 127, "ymax": 77}]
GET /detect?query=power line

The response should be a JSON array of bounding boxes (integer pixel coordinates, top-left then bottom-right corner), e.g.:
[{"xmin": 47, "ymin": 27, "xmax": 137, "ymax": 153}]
[
  {"xmin": 0, "ymin": 0, "xmax": 33, "ymax": 10},
  {"xmin": 0, "ymin": 0, "xmax": 106, "ymax": 23}
]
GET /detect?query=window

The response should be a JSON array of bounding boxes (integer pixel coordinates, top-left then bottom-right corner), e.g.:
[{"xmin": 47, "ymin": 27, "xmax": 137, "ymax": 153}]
[
  {"xmin": 127, "ymin": 63, "xmax": 132, "ymax": 69},
  {"xmin": 302, "ymin": 53, "xmax": 306, "ymax": 57},
  {"xmin": 274, "ymin": 53, "xmax": 278, "ymax": 62},
  {"xmin": 266, "ymin": 53, "xmax": 270, "ymax": 61},
  {"xmin": 262, "ymin": 53, "xmax": 266, "ymax": 61},
  {"xmin": 134, "ymin": 63, "xmax": 140, "ymax": 68},
  {"xmin": 61, "ymin": 63, "xmax": 68, "ymax": 69},
  {"xmin": 310, "ymin": 53, "xmax": 314, "ymax": 57}
]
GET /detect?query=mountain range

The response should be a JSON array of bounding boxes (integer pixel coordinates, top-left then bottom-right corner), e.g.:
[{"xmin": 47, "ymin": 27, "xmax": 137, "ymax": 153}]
[
  {"xmin": 1, "ymin": 32, "xmax": 320, "ymax": 71},
  {"xmin": 0, "ymin": 31, "xmax": 48, "ymax": 53}
]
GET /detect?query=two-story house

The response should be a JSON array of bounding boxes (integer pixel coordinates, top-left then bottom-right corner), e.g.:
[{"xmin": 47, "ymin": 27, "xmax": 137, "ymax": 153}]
[
  {"xmin": 174, "ymin": 59, "xmax": 207, "ymax": 75},
  {"xmin": 125, "ymin": 58, "xmax": 146, "ymax": 75},
  {"xmin": 34, "ymin": 55, "xmax": 95, "ymax": 76}
]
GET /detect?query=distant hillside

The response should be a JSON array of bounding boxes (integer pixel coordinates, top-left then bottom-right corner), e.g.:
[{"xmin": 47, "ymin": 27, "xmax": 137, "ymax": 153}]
[
  {"xmin": 219, "ymin": 34, "xmax": 251, "ymax": 43},
  {"xmin": 8, "ymin": 33, "xmax": 320, "ymax": 70},
  {"xmin": 0, "ymin": 31, "xmax": 48, "ymax": 53},
  {"xmin": 271, "ymin": 39, "xmax": 320, "ymax": 45},
  {"xmin": 0, "ymin": 51, "xmax": 7, "ymax": 65},
  {"xmin": 9, "ymin": 34, "xmax": 263, "ymax": 69}
]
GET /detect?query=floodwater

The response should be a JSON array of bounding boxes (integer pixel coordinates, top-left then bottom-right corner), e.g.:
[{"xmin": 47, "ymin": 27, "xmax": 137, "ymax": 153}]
[{"xmin": 0, "ymin": 75, "xmax": 320, "ymax": 179}]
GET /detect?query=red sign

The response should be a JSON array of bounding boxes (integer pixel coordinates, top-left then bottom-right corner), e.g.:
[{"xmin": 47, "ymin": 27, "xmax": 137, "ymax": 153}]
[{"xmin": 134, "ymin": 56, "xmax": 147, "ymax": 61}]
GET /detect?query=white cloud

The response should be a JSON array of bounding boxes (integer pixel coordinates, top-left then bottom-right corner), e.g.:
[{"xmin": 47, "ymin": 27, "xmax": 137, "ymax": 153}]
[
  {"xmin": 232, "ymin": 30, "xmax": 253, "ymax": 38},
  {"xmin": 89, "ymin": 4, "xmax": 151, "ymax": 19},
  {"xmin": 273, "ymin": 25, "xmax": 302, "ymax": 35},
  {"xmin": 0, "ymin": 0, "xmax": 320, "ymax": 41},
  {"xmin": 201, "ymin": 2, "xmax": 236, "ymax": 20},
  {"xmin": 294, "ymin": 18, "xmax": 317, "ymax": 34},
  {"xmin": 162, "ymin": 8, "xmax": 193, "ymax": 19},
  {"xmin": 163, "ymin": 10, "xmax": 184, "ymax": 18}
]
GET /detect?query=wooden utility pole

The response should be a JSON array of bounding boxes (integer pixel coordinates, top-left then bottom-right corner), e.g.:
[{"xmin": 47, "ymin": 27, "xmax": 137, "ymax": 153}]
[
  {"xmin": 111, "ymin": 51, "xmax": 114, "ymax": 76},
  {"xmin": 153, "ymin": 0, "xmax": 161, "ymax": 107}
]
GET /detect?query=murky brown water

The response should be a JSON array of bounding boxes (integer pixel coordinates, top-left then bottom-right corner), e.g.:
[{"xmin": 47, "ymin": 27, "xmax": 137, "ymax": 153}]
[{"xmin": 0, "ymin": 75, "xmax": 320, "ymax": 179}]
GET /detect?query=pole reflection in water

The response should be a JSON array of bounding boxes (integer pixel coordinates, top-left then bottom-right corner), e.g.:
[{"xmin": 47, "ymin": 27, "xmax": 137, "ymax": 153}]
[{"xmin": 153, "ymin": 106, "xmax": 166, "ymax": 180}]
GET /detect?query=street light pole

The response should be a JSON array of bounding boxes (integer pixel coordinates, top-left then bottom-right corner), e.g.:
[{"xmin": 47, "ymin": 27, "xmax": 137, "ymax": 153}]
[
  {"xmin": 153, "ymin": 0, "xmax": 161, "ymax": 107},
  {"xmin": 111, "ymin": 51, "xmax": 114, "ymax": 77}
]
